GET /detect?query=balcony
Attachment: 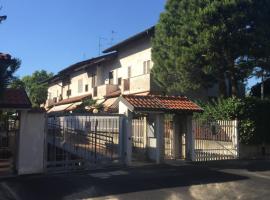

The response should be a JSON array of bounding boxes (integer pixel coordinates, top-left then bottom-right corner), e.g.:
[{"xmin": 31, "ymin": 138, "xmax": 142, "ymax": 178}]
[
  {"xmin": 122, "ymin": 73, "xmax": 150, "ymax": 94},
  {"xmin": 93, "ymin": 84, "xmax": 119, "ymax": 99}
]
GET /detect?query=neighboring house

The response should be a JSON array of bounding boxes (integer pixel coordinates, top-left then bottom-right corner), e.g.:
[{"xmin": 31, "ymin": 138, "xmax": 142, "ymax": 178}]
[
  {"xmin": 250, "ymin": 78, "xmax": 270, "ymax": 98},
  {"xmin": 45, "ymin": 26, "xmax": 219, "ymax": 113}
]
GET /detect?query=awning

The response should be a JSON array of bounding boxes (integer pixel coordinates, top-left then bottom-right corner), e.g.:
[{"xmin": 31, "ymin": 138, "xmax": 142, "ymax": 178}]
[
  {"xmin": 65, "ymin": 102, "xmax": 82, "ymax": 111},
  {"xmin": 103, "ymin": 97, "xmax": 118, "ymax": 112},
  {"xmin": 47, "ymin": 103, "xmax": 74, "ymax": 113}
]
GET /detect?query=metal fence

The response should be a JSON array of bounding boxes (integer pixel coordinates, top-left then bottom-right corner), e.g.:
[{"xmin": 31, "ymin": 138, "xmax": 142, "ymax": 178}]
[
  {"xmin": 164, "ymin": 115, "xmax": 174, "ymax": 159},
  {"xmin": 192, "ymin": 119, "xmax": 239, "ymax": 161},
  {"xmin": 131, "ymin": 116, "xmax": 147, "ymax": 160},
  {"xmin": 46, "ymin": 114, "xmax": 123, "ymax": 172}
]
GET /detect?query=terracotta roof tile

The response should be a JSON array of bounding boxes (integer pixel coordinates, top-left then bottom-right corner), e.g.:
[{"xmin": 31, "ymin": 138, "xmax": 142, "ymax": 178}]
[
  {"xmin": 0, "ymin": 88, "xmax": 32, "ymax": 109},
  {"xmin": 122, "ymin": 95, "xmax": 203, "ymax": 112}
]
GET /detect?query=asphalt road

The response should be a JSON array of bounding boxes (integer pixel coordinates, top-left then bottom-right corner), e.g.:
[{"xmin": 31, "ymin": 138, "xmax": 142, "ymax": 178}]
[{"xmin": 0, "ymin": 160, "xmax": 270, "ymax": 200}]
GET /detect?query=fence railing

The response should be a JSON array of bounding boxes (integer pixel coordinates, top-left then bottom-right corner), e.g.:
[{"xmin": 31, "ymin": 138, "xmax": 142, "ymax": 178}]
[{"xmin": 46, "ymin": 114, "xmax": 123, "ymax": 172}]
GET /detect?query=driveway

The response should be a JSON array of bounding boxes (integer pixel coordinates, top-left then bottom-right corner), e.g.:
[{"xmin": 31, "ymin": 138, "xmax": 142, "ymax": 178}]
[{"xmin": 0, "ymin": 160, "xmax": 270, "ymax": 200}]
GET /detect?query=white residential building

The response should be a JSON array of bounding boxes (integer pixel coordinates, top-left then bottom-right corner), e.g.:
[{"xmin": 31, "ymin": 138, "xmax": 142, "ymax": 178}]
[{"xmin": 45, "ymin": 26, "xmax": 219, "ymax": 113}]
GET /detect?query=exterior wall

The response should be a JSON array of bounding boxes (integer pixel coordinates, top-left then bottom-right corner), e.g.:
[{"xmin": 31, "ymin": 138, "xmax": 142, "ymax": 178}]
[
  {"xmin": 117, "ymin": 37, "xmax": 153, "ymax": 94},
  {"xmin": 18, "ymin": 111, "xmax": 46, "ymax": 175},
  {"xmin": 117, "ymin": 37, "xmax": 152, "ymax": 79},
  {"xmin": 47, "ymin": 81, "xmax": 62, "ymax": 104},
  {"xmin": 66, "ymin": 70, "xmax": 91, "ymax": 99}
]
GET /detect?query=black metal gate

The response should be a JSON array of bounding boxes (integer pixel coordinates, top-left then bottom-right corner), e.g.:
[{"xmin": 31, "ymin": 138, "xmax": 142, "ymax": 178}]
[
  {"xmin": 0, "ymin": 112, "xmax": 19, "ymax": 175},
  {"xmin": 46, "ymin": 114, "xmax": 122, "ymax": 172}
]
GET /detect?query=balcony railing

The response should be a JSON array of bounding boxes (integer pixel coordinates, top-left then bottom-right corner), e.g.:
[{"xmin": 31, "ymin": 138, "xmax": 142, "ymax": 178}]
[
  {"xmin": 122, "ymin": 73, "xmax": 150, "ymax": 94},
  {"xmin": 93, "ymin": 84, "xmax": 119, "ymax": 99}
]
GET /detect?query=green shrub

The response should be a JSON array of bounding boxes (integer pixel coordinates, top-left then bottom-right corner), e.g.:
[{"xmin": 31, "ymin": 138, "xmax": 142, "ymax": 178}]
[{"xmin": 194, "ymin": 97, "xmax": 270, "ymax": 144}]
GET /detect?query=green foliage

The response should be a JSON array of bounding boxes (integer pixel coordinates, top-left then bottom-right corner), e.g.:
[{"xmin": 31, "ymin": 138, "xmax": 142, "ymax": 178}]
[
  {"xmin": 195, "ymin": 97, "xmax": 270, "ymax": 144},
  {"xmin": 9, "ymin": 79, "xmax": 25, "ymax": 89},
  {"xmin": 75, "ymin": 98, "xmax": 104, "ymax": 113},
  {"xmin": 21, "ymin": 70, "xmax": 53, "ymax": 107},
  {"xmin": 0, "ymin": 57, "xmax": 20, "ymax": 96},
  {"xmin": 152, "ymin": 0, "xmax": 270, "ymax": 97}
]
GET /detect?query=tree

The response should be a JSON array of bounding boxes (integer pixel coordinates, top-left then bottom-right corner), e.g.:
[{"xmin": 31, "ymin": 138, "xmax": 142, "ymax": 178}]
[
  {"xmin": 0, "ymin": 15, "xmax": 7, "ymax": 23},
  {"xmin": 0, "ymin": 13, "xmax": 20, "ymax": 96},
  {"xmin": 152, "ymin": 0, "xmax": 270, "ymax": 97},
  {"xmin": 21, "ymin": 70, "xmax": 53, "ymax": 107},
  {"xmin": 9, "ymin": 78, "xmax": 25, "ymax": 89},
  {"xmin": 0, "ymin": 54, "xmax": 20, "ymax": 95}
]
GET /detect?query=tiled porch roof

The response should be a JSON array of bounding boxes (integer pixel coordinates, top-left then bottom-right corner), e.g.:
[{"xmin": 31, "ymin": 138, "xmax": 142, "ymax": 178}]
[
  {"xmin": 0, "ymin": 88, "xmax": 32, "ymax": 109},
  {"xmin": 120, "ymin": 95, "xmax": 203, "ymax": 113}
]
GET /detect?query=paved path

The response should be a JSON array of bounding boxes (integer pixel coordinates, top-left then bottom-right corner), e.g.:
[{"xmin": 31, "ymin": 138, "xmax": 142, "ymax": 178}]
[{"xmin": 0, "ymin": 160, "xmax": 270, "ymax": 200}]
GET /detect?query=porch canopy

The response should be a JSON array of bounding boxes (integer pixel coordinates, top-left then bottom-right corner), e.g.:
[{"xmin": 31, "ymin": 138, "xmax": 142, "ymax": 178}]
[
  {"xmin": 47, "ymin": 93, "xmax": 91, "ymax": 113},
  {"xmin": 0, "ymin": 88, "xmax": 31, "ymax": 110},
  {"xmin": 118, "ymin": 95, "xmax": 203, "ymax": 113}
]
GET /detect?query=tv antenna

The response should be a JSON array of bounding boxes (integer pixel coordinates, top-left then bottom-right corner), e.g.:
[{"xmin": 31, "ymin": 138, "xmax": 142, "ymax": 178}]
[{"xmin": 98, "ymin": 30, "xmax": 116, "ymax": 55}]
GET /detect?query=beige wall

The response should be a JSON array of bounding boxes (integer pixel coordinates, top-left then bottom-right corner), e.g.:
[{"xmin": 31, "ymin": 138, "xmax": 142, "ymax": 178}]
[
  {"xmin": 47, "ymin": 37, "xmax": 153, "ymax": 105},
  {"xmin": 18, "ymin": 111, "xmax": 46, "ymax": 175}
]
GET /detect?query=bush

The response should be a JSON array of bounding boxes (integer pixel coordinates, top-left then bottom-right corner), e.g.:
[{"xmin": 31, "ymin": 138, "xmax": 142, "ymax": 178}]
[{"xmin": 194, "ymin": 97, "xmax": 270, "ymax": 144}]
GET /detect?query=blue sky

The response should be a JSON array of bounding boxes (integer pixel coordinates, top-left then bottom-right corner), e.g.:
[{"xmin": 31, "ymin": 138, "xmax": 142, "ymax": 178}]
[
  {"xmin": 0, "ymin": 0, "xmax": 165, "ymax": 77},
  {"xmin": 0, "ymin": 0, "xmax": 258, "ymax": 89}
]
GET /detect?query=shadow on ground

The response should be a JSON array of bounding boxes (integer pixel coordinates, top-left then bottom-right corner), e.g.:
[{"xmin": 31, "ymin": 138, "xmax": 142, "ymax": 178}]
[
  {"xmin": 0, "ymin": 162, "xmax": 253, "ymax": 200},
  {"xmin": 197, "ymin": 159, "xmax": 270, "ymax": 172}
]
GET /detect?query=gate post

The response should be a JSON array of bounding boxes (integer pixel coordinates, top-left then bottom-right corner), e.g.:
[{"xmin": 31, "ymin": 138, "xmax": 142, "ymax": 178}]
[
  {"xmin": 173, "ymin": 115, "xmax": 180, "ymax": 159},
  {"xmin": 155, "ymin": 113, "xmax": 165, "ymax": 164},
  {"xmin": 119, "ymin": 102, "xmax": 133, "ymax": 166},
  {"xmin": 234, "ymin": 120, "xmax": 239, "ymax": 159},
  {"xmin": 186, "ymin": 115, "xmax": 195, "ymax": 161}
]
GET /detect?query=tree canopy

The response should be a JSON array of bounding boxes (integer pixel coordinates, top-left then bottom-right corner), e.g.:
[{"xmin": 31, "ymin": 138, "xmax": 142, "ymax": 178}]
[
  {"xmin": 0, "ymin": 55, "xmax": 20, "ymax": 95},
  {"xmin": 12, "ymin": 70, "xmax": 53, "ymax": 107},
  {"xmin": 152, "ymin": 0, "xmax": 270, "ymax": 97}
]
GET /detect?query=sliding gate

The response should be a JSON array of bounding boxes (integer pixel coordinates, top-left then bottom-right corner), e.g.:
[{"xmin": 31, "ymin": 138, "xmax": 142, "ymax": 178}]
[
  {"xmin": 47, "ymin": 114, "xmax": 123, "ymax": 172},
  {"xmin": 192, "ymin": 119, "xmax": 239, "ymax": 161}
]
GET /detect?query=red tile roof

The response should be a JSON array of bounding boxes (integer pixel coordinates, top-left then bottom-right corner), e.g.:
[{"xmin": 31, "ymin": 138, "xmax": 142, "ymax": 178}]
[
  {"xmin": 53, "ymin": 93, "xmax": 92, "ymax": 106},
  {"xmin": 0, "ymin": 88, "xmax": 32, "ymax": 109},
  {"xmin": 121, "ymin": 95, "xmax": 203, "ymax": 112}
]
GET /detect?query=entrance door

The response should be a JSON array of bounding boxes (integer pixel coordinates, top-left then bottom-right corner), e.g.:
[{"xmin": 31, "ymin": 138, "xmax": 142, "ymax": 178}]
[{"xmin": 0, "ymin": 112, "xmax": 19, "ymax": 175}]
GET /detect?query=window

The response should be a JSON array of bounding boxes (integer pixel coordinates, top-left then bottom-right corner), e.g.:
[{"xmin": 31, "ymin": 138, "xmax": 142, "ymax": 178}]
[
  {"xmin": 92, "ymin": 73, "xmax": 97, "ymax": 88},
  {"xmin": 118, "ymin": 78, "xmax": 122, "ymax": 86},
  {"xmin": 143, "ymin": 60, "xmax": 151, "ymax": 74},
  {"xmin": 78, "ymin": 79, "xmax": 83, "ymax": 93},
  {"xmin": 85, "ymin": 84, "xmax": 89, "ymax": 92},
  {"xmin": 128, "ymin": 66, "xmax": 131, "ymax": 78},
  {"xmin": 109, "ymin": 71, "xmax": 114, "ymax": 84},
  {"xmin": 66, "ymin": 89, "xmax": 71, "ymax": 97}
]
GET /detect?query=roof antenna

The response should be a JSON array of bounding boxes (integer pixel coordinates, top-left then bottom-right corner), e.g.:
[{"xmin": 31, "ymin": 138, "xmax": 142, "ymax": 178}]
[
  {"xmin": 109, "ymin": 30, "xmax": 116, "ymax": 46},
  {"xmin": 82, "ymin": 52, "xmax": 86, "ymax": 60},
  {"xmin": 98, "ymin": 37, "xmax": 107, "ymax": 56}
]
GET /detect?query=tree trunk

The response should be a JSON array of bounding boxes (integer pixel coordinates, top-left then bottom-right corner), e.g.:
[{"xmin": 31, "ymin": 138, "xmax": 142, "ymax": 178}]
[
  {"xmin": 230, "ymin": 73, "xmax": 238, "ymax": 97},
  {"xmin": 219, "ymin": 77, "xmax": 227, "ymax": 98}
]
